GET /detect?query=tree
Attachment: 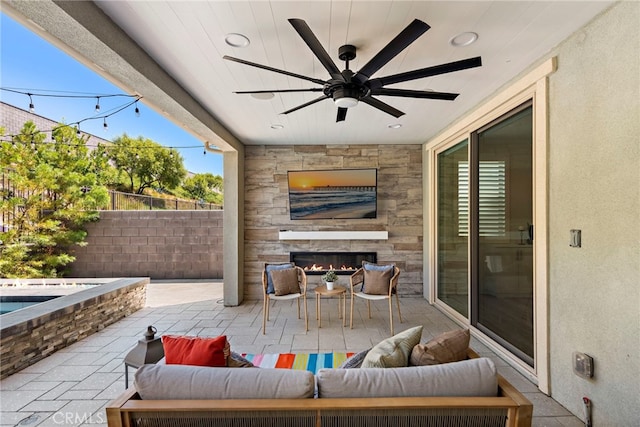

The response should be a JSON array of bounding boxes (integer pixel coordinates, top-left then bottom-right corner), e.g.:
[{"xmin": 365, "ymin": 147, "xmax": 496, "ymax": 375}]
[
  {"xmin": 182, "ymin": 173, "xmax": 223, "ymax": 204},
  {"xmin": 108, "ymin": 134, "xmax": 186, "ymax": 194},
  {"xmin": 0, "ymin": 122, "xmax": 110, "ymax": 277}
]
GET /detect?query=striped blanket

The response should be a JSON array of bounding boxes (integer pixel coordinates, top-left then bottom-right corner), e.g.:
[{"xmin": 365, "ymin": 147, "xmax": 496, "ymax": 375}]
[{"xmin": 242, "ymin": 352, "xmax": 355, "ymax": 374}]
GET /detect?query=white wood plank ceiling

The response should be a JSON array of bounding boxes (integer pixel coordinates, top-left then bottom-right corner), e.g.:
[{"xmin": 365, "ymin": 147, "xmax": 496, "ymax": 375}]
[{"xmin": 93, "ymin": 1, "xmax": 614, "ymax": 146}]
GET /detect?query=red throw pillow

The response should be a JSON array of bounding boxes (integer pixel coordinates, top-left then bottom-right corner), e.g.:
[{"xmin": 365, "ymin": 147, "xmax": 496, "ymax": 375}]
[{"xmin": 162, "ymin": 335, "xmax": 228, "ymax": 367}]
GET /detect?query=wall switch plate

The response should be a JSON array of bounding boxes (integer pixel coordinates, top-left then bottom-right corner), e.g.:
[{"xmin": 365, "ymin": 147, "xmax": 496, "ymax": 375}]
[
  {"xmin": 570, "ymin": 229, "xmax": 581, "ymax": 247},
  {"xmin": 573, "ymin": 351, "xmax": 594, "ymax": 379}
]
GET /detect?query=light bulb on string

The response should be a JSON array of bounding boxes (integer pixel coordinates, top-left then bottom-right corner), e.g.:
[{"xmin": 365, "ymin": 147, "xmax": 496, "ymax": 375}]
[
  {"xmin": 95, "ymin": 97, "xmax": 101, "ymax": 112},
  {"xmin": 203, "ymin": 149, "xmax": 206, "ymax": 156},
  {"xmin": 103, "ymin": 118, "xmax": 108, "ymax": 131},
  {"xmin": 28, "ymin": 93, "xmax": 35, "ymax": 112},
  {"xmin": 134, "ymin": 101, "xmax": 140, "ymax": 117},
  {"xmin": 76, "ymin": 125, "xmax": 81, "ymax": 136}
]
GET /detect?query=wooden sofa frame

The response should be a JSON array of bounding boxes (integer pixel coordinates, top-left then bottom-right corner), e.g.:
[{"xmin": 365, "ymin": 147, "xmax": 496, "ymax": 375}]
[{"xmin": 107, "ymin": 379, "xmax": 532, "ymax": 427}]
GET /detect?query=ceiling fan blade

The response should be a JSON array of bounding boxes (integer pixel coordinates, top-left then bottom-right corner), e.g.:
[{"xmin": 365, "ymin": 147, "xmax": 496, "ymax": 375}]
[
  {"xmin": 281, "ymin": 95, "xmax": 330, "ymax": 115},
  {"xmin": 360, "ymin": 96, "xmax": 405, "ymax": 118},
  {"xmin": 288, "ymin": 19, "xmax": 344, "ymax": 81},
  {"xmin": 354, "ymin": 19, "xmax": 430, "ymax": 84},
  {"xmin": 336, "ymin": 107, "xmax": 348, "ymax": 122},
  {"xmin": 371, "ymin": 88, "xmax": 458, "ymax": 101},
  {"xmin": 370, "ymin": 56, "xmax": 482, "ymax": 88},
  {"xmin": 234, "ymin": 88, "xmax": 324, "ymax": 94},
  {"xmin": 224, "ymin": 55, "xmax": 326, "ymax": 86}
]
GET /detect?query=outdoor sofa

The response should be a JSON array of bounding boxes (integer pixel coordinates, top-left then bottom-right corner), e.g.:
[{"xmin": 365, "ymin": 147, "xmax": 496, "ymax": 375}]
[{"xmin": 105, "ymin": 348, "xmax": 532, "ymax": 427}]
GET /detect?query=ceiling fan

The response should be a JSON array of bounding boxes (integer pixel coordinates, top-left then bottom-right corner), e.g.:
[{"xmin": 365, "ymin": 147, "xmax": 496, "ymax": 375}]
[{"xmin": 223, "ymin": 18, "xmax": 482, "ymax": 122}]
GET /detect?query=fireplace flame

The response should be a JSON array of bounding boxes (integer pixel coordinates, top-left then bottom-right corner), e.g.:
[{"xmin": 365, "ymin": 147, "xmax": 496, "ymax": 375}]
[{"xmin": 302, "ymin": 264, "xmax": 356, "ymax": 272}]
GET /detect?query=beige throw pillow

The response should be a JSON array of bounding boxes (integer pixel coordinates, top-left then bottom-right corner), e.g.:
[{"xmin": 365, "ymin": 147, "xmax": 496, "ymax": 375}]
[
  {"xmin": 410, "ymin": 329, "xmax": 470, "ymax": 366},
  {"xmin": 270, "ymin": 268, "xmax": 300, "ymax": 296},
  {"xmin": 361, "ymin": 325, "xmax": 423, "ymax": 368},
  {"xmin": 363, "ymin": 268, "xmax": 393, "ymax": 295}
]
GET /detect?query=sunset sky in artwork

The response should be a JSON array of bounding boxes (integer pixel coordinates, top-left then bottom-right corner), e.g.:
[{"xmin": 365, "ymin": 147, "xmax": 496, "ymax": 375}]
[{"xmin": 288, "ymin": 169, "xmax": 376, "ymax": 190}]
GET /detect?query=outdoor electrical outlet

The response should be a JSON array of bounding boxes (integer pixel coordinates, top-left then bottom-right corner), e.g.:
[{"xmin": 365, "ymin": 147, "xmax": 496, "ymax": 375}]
[
  {"xmin": 573, "ymin": 352, "xmax": 594, "ymax": 379},
  {"xmin": 570, "ymin": 229, "xmax": 581, "ymax": 247}
]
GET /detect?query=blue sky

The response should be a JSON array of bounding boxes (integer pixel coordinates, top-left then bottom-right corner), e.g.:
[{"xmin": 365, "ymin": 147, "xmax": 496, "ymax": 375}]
[{"xmin": 0, "ymin": 13, "xmax": 223, "ymax": 177}]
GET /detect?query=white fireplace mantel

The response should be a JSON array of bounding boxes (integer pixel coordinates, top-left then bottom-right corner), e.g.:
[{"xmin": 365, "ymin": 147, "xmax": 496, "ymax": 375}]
[{"xmin": 278, "ymin": 230, "xmax": 388, "ymax": 241}]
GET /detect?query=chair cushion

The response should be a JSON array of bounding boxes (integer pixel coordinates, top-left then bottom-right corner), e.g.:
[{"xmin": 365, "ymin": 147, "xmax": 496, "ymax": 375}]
[
  {"xmin": 317, "ymin": 357, "xmax": 498, "ymax": 398},
  {"xmin": 265, "ymin": 262, "xmax": 294, "ymax": 294},
  {"xmin": 410, "ymin": 329, "xmax": 470, "ymax": 366},
  {"xmin": 270, "ymin": 267, "xmax": 301, "ymax": 296},
  {"xmin": 361, "ymin": 326, "xmax": 423, "ymax": 368},
  {"xmin": 362, "ymin": 260, "xmax": 395, "ymax": 272},
  {"xmin": 362, "ymin": 261, "xmax": 394, "ymax": 294},
  {"xmin": 161, "ymin": 335, "xmax": 227, "ymax": 367},
  {"xmin": 135, "ymin": 364, "xmax": 315, "ymax": 399},
  {"xmin": 363, "ymin": 268, "xmax": 393, "ymax": 295}
]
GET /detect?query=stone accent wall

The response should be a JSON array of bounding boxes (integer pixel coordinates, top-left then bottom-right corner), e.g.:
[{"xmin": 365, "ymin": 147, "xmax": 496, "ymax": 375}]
[
  {"xmin": 0, "ymin": 278, "xmax": 147, "ymax": 379},
  {"xmin": 244, "ymin": 144, "xmax": 423, "ymax": 300},
  {"xmin": 70, "ymin": 210, "xmax": 223, "ymax": 279}
]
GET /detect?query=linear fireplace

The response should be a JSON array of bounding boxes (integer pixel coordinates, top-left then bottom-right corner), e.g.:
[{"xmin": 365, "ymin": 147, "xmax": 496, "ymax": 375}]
[{"xmin": 290, "ymin": 252, "xmax": 377, "ymax": 275}]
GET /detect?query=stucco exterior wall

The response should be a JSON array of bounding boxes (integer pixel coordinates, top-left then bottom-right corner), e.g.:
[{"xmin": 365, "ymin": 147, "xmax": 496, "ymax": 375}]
[
  {"xmin": 244, "ymin": 144, "xmax": 423, "ymax": 301},
  {"xmin": 547, "ymin": 2, "xmax": 640, "ymax": 424},
  {"xmin": 69, "ymin": 210, "xmax": 224, "ymax": 279}
]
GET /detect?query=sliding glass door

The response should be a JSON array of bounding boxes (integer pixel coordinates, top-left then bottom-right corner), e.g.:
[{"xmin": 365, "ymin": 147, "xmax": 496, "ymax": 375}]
[
  {"xmin": 437, "ymin": 141, "xmax": 469, "ymax": 317},
  {"xmin": 436, "ymin": 101, "xmax": 534, "ymax": 366}
]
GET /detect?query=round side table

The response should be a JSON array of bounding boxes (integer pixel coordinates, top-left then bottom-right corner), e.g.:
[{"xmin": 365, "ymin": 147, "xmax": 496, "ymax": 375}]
[{"xmin": 314, "ymin": 284, "xmax": 346, "ymax": 328}]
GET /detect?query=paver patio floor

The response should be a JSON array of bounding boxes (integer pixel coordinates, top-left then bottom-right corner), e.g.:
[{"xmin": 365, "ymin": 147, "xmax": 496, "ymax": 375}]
[{"xmin": 0, "ymin": 280, "xmax": 582, "ymax": 426}]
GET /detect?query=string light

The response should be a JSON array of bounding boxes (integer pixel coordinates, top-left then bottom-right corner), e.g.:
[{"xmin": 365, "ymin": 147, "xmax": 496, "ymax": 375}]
[
  {"xmin": 76, "ymin": 125, "xmax": 81, "ymax": 136},
  {"xmin": 2, "ymin": 87, "xmax": 141, "ymax": 122},
  {"xmin": 103, "ymin": 118, "xmax": 108, "ymax": 131}
]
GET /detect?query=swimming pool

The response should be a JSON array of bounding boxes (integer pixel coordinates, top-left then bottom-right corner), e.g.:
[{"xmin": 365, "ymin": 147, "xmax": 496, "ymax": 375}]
[
  {"xmin": 0, "ymin": 279, "xmax": 102, "ymax": 315},
  {"xmin": 0, "ymin": 277, "xmax": 148, "ymax": 379}
]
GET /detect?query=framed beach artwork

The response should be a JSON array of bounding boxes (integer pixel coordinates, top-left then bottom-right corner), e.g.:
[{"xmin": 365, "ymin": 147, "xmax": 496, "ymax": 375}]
[{"xmin": 287, "ymin": 169, "xmax": 377, "ymax": 220}]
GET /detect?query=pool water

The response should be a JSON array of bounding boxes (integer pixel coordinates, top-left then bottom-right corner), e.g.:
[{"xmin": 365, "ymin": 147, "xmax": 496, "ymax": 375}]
[{"xmin": 0, "ymin": 295, "xmax": 61, "ymax": 314}]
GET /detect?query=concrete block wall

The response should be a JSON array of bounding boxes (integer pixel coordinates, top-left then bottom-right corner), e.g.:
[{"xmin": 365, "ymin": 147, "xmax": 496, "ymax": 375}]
[
  {"xmin": 244, "ymin": 144, "xmax": 423, "ymax": 300},
  {"xmin": 70, "ymin": 210, "xmax": 223, "ymax": 279}
]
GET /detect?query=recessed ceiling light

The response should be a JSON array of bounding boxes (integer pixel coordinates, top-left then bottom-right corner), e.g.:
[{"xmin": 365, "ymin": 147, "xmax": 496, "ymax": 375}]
[
  {"xmin": 225, "ymin": 33, "xmax": 250, "ymax": 48},
  {"xmin": 251, "ymin": 92, "xmax": 275, "ymax": 100},
  {"xmin": 270, "ymin": 124, "xmax": 284, "ymax": 130},
  {"xmin": 450, "ymin": 32, "xmax": 478, "ymax": 47},
  {"xmin": 388, "ymin": 124, "xmax": 402, "ymax": 129}
]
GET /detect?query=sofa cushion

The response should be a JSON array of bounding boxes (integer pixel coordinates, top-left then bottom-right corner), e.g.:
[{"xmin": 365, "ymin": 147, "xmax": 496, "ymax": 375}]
[
  {"xmin": 161, "ymin": 335, "xmax": 227, "ymax": 367},
  {"xmin": 317, "ymin": 357, "xmax": 498, "ymax": 398},
  {"xmin": 134, "ymin": 364, "xmax": 315, "ymax": 400},
  {"xmin": 270, "ymin": 267, "xmax": 300, "ymax": 296},
  {"xmin": 410, "ymin": 329, "xmax": 470, "ymax": 366},
  {"xmin": 361, "ymin": 326, "xmax": 423, "ymax": 368},
  {"xmin": 338, "ymin": 348, "xmax": 370, "ymax": 369},
  {"xmin": 265, "ymin": 263, "xmax": 294, "ymax": 294}
]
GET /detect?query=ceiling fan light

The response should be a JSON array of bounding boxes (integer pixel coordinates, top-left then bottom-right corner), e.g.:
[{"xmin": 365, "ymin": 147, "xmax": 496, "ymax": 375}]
[{"xmin": 334, "ymin": 97, "xmax": 358, "ymax": 108}]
